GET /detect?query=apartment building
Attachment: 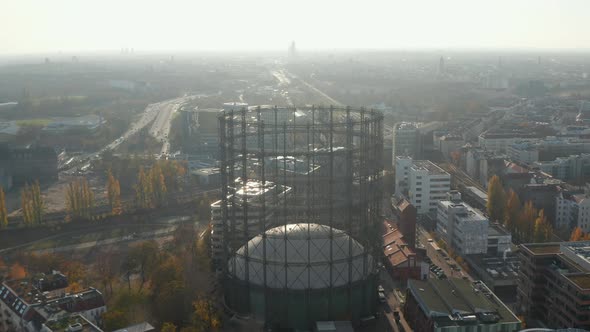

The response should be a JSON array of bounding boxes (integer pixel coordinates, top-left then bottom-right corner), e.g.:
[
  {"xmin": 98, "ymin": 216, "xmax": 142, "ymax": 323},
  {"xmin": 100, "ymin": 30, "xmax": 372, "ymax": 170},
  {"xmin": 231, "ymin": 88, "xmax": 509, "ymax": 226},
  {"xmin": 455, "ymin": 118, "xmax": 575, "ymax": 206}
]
[
  {"xmin": 436, "ymin": 191, "xmax": 488, "ymax": 255},
  {"xmin": 517, "ymin": 242, "xmax": 590, "ymax": 329},
  {"xmin": 394, "ymin": 157, "xmax": 450, "ymax": 215}
]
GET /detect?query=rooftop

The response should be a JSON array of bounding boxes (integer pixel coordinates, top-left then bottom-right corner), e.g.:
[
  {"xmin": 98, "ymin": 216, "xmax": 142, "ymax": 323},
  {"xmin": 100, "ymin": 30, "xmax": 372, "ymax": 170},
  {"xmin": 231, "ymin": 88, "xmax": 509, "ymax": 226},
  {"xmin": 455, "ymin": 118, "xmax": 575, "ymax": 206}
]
[
  {"xmin": 522, "ymin": 243, "xmax": 561, "ymax": 255},
  {"xmin": 438, "ymin": 200, "xmax": 487, "ymax": 223},
  {"xmin": 488, "ymin": 224, "xmax": 510, "ymax": 237},
  {"xmin": 44, "ymin": 315, "xmax": 102, "ymax": 332},
  {"xmin": 395, "ymin": 122, "xmax": 421, "ymax": 131},
  {"xmin": 408, "ymin": 278, "xmax": 520, "ymax": 326},
  {"xmin": 567, "ymin": 274, "xmax": 590, "ymax": 290},
  {"xmin": 411, "ymin": 160, "xmax": 449, "ymax": 176}
]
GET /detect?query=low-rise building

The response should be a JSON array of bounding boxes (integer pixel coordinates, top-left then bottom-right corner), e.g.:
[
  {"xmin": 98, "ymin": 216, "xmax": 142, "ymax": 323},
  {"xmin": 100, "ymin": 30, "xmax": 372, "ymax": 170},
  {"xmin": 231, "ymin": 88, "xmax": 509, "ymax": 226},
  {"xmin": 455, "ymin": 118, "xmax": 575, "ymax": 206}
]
[
  {"xmin": 533, "ymin": 153, "xmax": 590, "ymax": 183},
  {"xmin": 0, "ymin": 146, "xmax": 58, "ymax": 185},
  {"xmin": 382, "ymin": 220, "xmax": 428, "ymax": 283},
  {"xmin": 0, "ymin": 273, "xmax": 106, "ymax": 332},
  {"xmin": 404, "ymin": 278, "xmax": 521, "ymax": 332},
  {"xmin": 464, "ymin": 253, "xmax": 520, "ymax": 304}
]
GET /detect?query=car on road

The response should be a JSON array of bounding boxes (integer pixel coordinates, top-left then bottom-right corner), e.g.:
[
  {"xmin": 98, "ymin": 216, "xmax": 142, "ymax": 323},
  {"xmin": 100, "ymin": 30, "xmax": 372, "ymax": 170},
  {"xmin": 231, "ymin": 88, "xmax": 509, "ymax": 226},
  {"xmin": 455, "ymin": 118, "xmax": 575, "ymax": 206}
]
[{"xmin": 378, "ymin": 291, "xmax": 387, "ymax": 303}]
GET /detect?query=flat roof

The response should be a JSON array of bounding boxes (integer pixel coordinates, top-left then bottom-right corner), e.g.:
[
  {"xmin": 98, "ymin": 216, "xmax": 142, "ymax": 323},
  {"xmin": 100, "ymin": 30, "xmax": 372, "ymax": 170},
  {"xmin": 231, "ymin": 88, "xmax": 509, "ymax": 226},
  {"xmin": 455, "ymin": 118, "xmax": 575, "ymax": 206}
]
[
  {"xmin": 408, "ymin": 278, "xmax": 520, "ymax": 325},
  {"xmin": 522, "ymin": 243, "xmax": 561, "ymax": 255},
  {"xmin": 411, "ymin": 160, "xmax": 449, "ymax": 176},
  {"xmin": 465, "ymin": 186, "xmax": 488, "ymax": 201},
  {"xmin": 568, "ymin": 274, "xmax": 590, "ymax": 290},
  {"xmin": 488, "ymin": 224, "xmax": 510, "ymax": 237}
]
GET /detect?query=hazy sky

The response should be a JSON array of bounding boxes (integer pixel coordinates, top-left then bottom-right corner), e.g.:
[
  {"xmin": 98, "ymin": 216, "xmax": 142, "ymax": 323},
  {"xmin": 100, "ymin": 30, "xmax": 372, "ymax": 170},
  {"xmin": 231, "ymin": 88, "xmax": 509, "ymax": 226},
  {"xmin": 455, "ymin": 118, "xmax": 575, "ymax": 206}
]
[{"xmin": 2, "ymin": 0, "xmax": 590, "ymax": 54}]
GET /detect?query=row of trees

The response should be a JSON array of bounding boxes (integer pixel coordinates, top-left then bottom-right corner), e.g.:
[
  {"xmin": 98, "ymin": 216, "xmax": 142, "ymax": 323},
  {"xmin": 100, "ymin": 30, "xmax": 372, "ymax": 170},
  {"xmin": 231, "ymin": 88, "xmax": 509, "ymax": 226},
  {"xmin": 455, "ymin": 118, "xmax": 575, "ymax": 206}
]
[
  {"xmin": 66, "ymin": 178, "xmax": 95, "ymax": 221},
  {"xmin": 0, "ymin": 159, "xmax": 188, "ymax": 229},
  {"xmin": 135, "ymin": 164, "xmax": 168, "ymax": 209},
  {"xmin": 22, "ymin": 181, "xmax": 44, "ymax": 226},
  {"xmin": 487, "ymin": 175, "xmax": 554, "ymax": 243}
]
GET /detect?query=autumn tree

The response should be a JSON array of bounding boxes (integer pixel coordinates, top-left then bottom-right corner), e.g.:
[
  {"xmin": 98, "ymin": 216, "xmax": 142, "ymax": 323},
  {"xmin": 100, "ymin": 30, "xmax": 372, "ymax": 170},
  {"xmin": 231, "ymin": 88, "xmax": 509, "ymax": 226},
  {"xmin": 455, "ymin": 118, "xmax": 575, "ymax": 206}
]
[
  {"xmin": 150, "ymin": 163, "xmax": 167, "ymax": 207},
  {"xmin": 150, "ymin": 257, "xmax": 189, "ymax": 326},
  {"xmin": 128, "ymin": 241, "xmax": 161, "ymax": 291},
  {"xmin": 22, "ymin": 181, "xmax": 44, "ymax": 226},
  {"xmin": 9, "ymin": 263, "xmax": 26, "ymax": 279},
  {"xmin": 487, "ymin": 175, "xmax": 506, "ymax": 223},
  {"xmin": 0, "ymin": 187, "xmax": 7, "ymax": 229},
  {"xmin": 107, "ymin": 169, "xmax": 122, "ymax": 215},
  {"xmin": 161, "ymin": 323, "xmax": 178, "ymax": 332},
  {"xmin": 66, "ymin": 178, "xmax": 95, "ymax": 221},
  {"xmin": 97, "ymin": 251, "xmax": 119, "ymax": 296},
  {"xmin": 571, "ymin": 227, "xmax": 584, "ymax": 241},
  {"xmin": 518, "ymin": 201, "xmax": 538, "ymax": 243},
  {"xmin": 192, "ymin": 296, "xmax": 221, "ymax": 331},
  {"xmin": 533, "ymin": 210, "xmax": 553, "ymax": 243},
  {"xmin": 102, "ymin": 310, "xmax": 129, "ymax": 331},
  {"xmin": 135, "ymin": 167, "xmax": 153, "ymax": 209},
  {"xmin": 504, "ymin": 189, "xmax": 521, "ymax": 233}
]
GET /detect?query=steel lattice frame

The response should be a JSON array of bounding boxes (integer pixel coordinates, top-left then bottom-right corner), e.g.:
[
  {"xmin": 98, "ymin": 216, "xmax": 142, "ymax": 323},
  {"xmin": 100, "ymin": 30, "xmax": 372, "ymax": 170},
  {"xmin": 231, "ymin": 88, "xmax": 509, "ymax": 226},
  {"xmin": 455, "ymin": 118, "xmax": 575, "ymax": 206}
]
[{"xmin": 219, "ymin": 105, "xmax": 383, "ymax": 324}]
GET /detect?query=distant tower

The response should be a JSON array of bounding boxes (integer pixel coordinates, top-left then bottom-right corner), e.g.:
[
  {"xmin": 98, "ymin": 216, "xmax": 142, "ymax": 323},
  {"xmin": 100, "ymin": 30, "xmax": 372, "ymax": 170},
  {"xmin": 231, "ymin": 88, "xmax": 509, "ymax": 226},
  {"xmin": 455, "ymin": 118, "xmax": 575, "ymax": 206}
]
[
  {"xmin": 438, "ymin": 56, "xmax": 445, "ymax": 75},
  {"xmin": 498, "ymin": 56, "xmax": 502, "ymax": 69},
  {"xmin": 288, "ymin": 41, "xmax": 297, "ymax": 58},
  {"xmin": 538, "ymin": 56, "xmax": 541, "ymax": 65}
]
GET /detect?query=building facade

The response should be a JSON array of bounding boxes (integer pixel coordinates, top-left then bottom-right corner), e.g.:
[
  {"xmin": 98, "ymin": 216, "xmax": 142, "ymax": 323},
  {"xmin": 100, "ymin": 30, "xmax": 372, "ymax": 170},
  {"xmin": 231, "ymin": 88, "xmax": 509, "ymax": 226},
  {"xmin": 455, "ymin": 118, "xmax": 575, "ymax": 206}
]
[
  {"xmin": 392, "ymin": 122, "xmax": 421, "ymax": 163},
  {"xmin": 517, "ymin": 242, "xmax": 590, "ymax": 329},
  {"xmin": 436, "ymin": 192, "xmax": 489, "ymax": 255},
  {"xmin": 395, "ymin": 158, "xmax": 450, "ymax": 215}
]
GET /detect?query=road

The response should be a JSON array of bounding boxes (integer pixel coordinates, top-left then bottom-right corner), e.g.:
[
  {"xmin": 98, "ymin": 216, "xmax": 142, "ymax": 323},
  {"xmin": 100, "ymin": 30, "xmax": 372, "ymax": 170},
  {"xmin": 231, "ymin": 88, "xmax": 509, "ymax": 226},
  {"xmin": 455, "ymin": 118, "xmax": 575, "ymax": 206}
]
[
  {"xmin": 62, "ymin": 96, "xmax": 191, "ymax": 172},
  {"xmin": 416, "ymin": 223, "xmax": 473, "ymax": 282}
]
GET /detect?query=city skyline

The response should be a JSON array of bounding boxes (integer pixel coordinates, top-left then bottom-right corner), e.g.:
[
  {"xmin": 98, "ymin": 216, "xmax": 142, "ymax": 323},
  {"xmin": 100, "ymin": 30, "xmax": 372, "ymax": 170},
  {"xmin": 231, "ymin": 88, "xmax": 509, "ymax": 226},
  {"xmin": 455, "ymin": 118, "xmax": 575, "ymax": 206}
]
[{"xmin": 3, "ymin": 0, "xmax": 590, "ymax": 54}]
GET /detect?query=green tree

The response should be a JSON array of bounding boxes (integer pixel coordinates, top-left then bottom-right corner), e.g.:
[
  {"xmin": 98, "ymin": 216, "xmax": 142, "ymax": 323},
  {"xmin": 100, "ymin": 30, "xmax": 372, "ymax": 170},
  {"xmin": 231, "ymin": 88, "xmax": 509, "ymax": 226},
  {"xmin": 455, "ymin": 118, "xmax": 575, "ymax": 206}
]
[
  {"xmin": 487, "ymin": 175, "xmax": 506, "ymax": 223},
  {"xmin": 0, "ymin": 187, "xmax": 7, "ymax": 229}
]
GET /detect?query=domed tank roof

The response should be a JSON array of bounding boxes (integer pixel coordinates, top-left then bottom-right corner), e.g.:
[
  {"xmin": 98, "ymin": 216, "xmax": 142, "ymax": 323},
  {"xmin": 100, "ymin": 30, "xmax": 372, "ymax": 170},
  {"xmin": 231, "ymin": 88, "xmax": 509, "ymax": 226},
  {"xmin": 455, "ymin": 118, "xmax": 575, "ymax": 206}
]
[{"xmin": 228, "ymin": 223, "xmax": 374, "ymax": 290}]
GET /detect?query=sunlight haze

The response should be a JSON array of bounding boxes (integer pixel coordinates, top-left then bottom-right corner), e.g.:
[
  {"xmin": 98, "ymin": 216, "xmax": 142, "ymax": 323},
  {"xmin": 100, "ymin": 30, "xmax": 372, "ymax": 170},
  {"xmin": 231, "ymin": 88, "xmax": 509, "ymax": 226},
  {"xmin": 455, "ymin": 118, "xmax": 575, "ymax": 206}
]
[{"xmin": 2, "ymin": 0, "xmax": 590, "ymax": 54}]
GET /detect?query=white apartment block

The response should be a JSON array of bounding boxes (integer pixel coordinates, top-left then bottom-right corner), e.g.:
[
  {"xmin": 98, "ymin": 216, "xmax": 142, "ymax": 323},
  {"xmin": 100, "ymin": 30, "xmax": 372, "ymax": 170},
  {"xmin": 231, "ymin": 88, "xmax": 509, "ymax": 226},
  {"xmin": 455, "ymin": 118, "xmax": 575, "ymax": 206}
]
[
  {"xmin": 397, "ymin": 158, "xmax": 450, "ymax": 215},
  {"xmin": 436, "ymin": 191, "xmax": 489, "ymax": 255},
  {"xmin": 392, "ymin": 122, "xmax": 421, "ymax": 163},
  {"xmin": 555, "ymin": 191, "xmax": 579, "ymax": 230},
  {"xmin": 394, "ymin": 156, "xmax": 413, "ymax": 196}
]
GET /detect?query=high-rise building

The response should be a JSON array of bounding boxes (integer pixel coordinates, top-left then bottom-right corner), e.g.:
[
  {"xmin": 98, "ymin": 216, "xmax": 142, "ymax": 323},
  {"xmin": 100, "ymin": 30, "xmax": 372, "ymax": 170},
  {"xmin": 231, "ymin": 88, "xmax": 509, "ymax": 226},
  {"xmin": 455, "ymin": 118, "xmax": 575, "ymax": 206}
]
[
  {"xmin": 392, "ymin": 122, "xmax": 421, "ymax": 162},
  {"xmin": 436, "ymin": 191, "xmax": 489, "ymax": 255},
  {"xmin": 517, "ymin": 242, "xmax": 590, "ymax": 329},
  {"xmin": 395, "ymin": 158, "xmax": 450, "ymax": 215}
]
